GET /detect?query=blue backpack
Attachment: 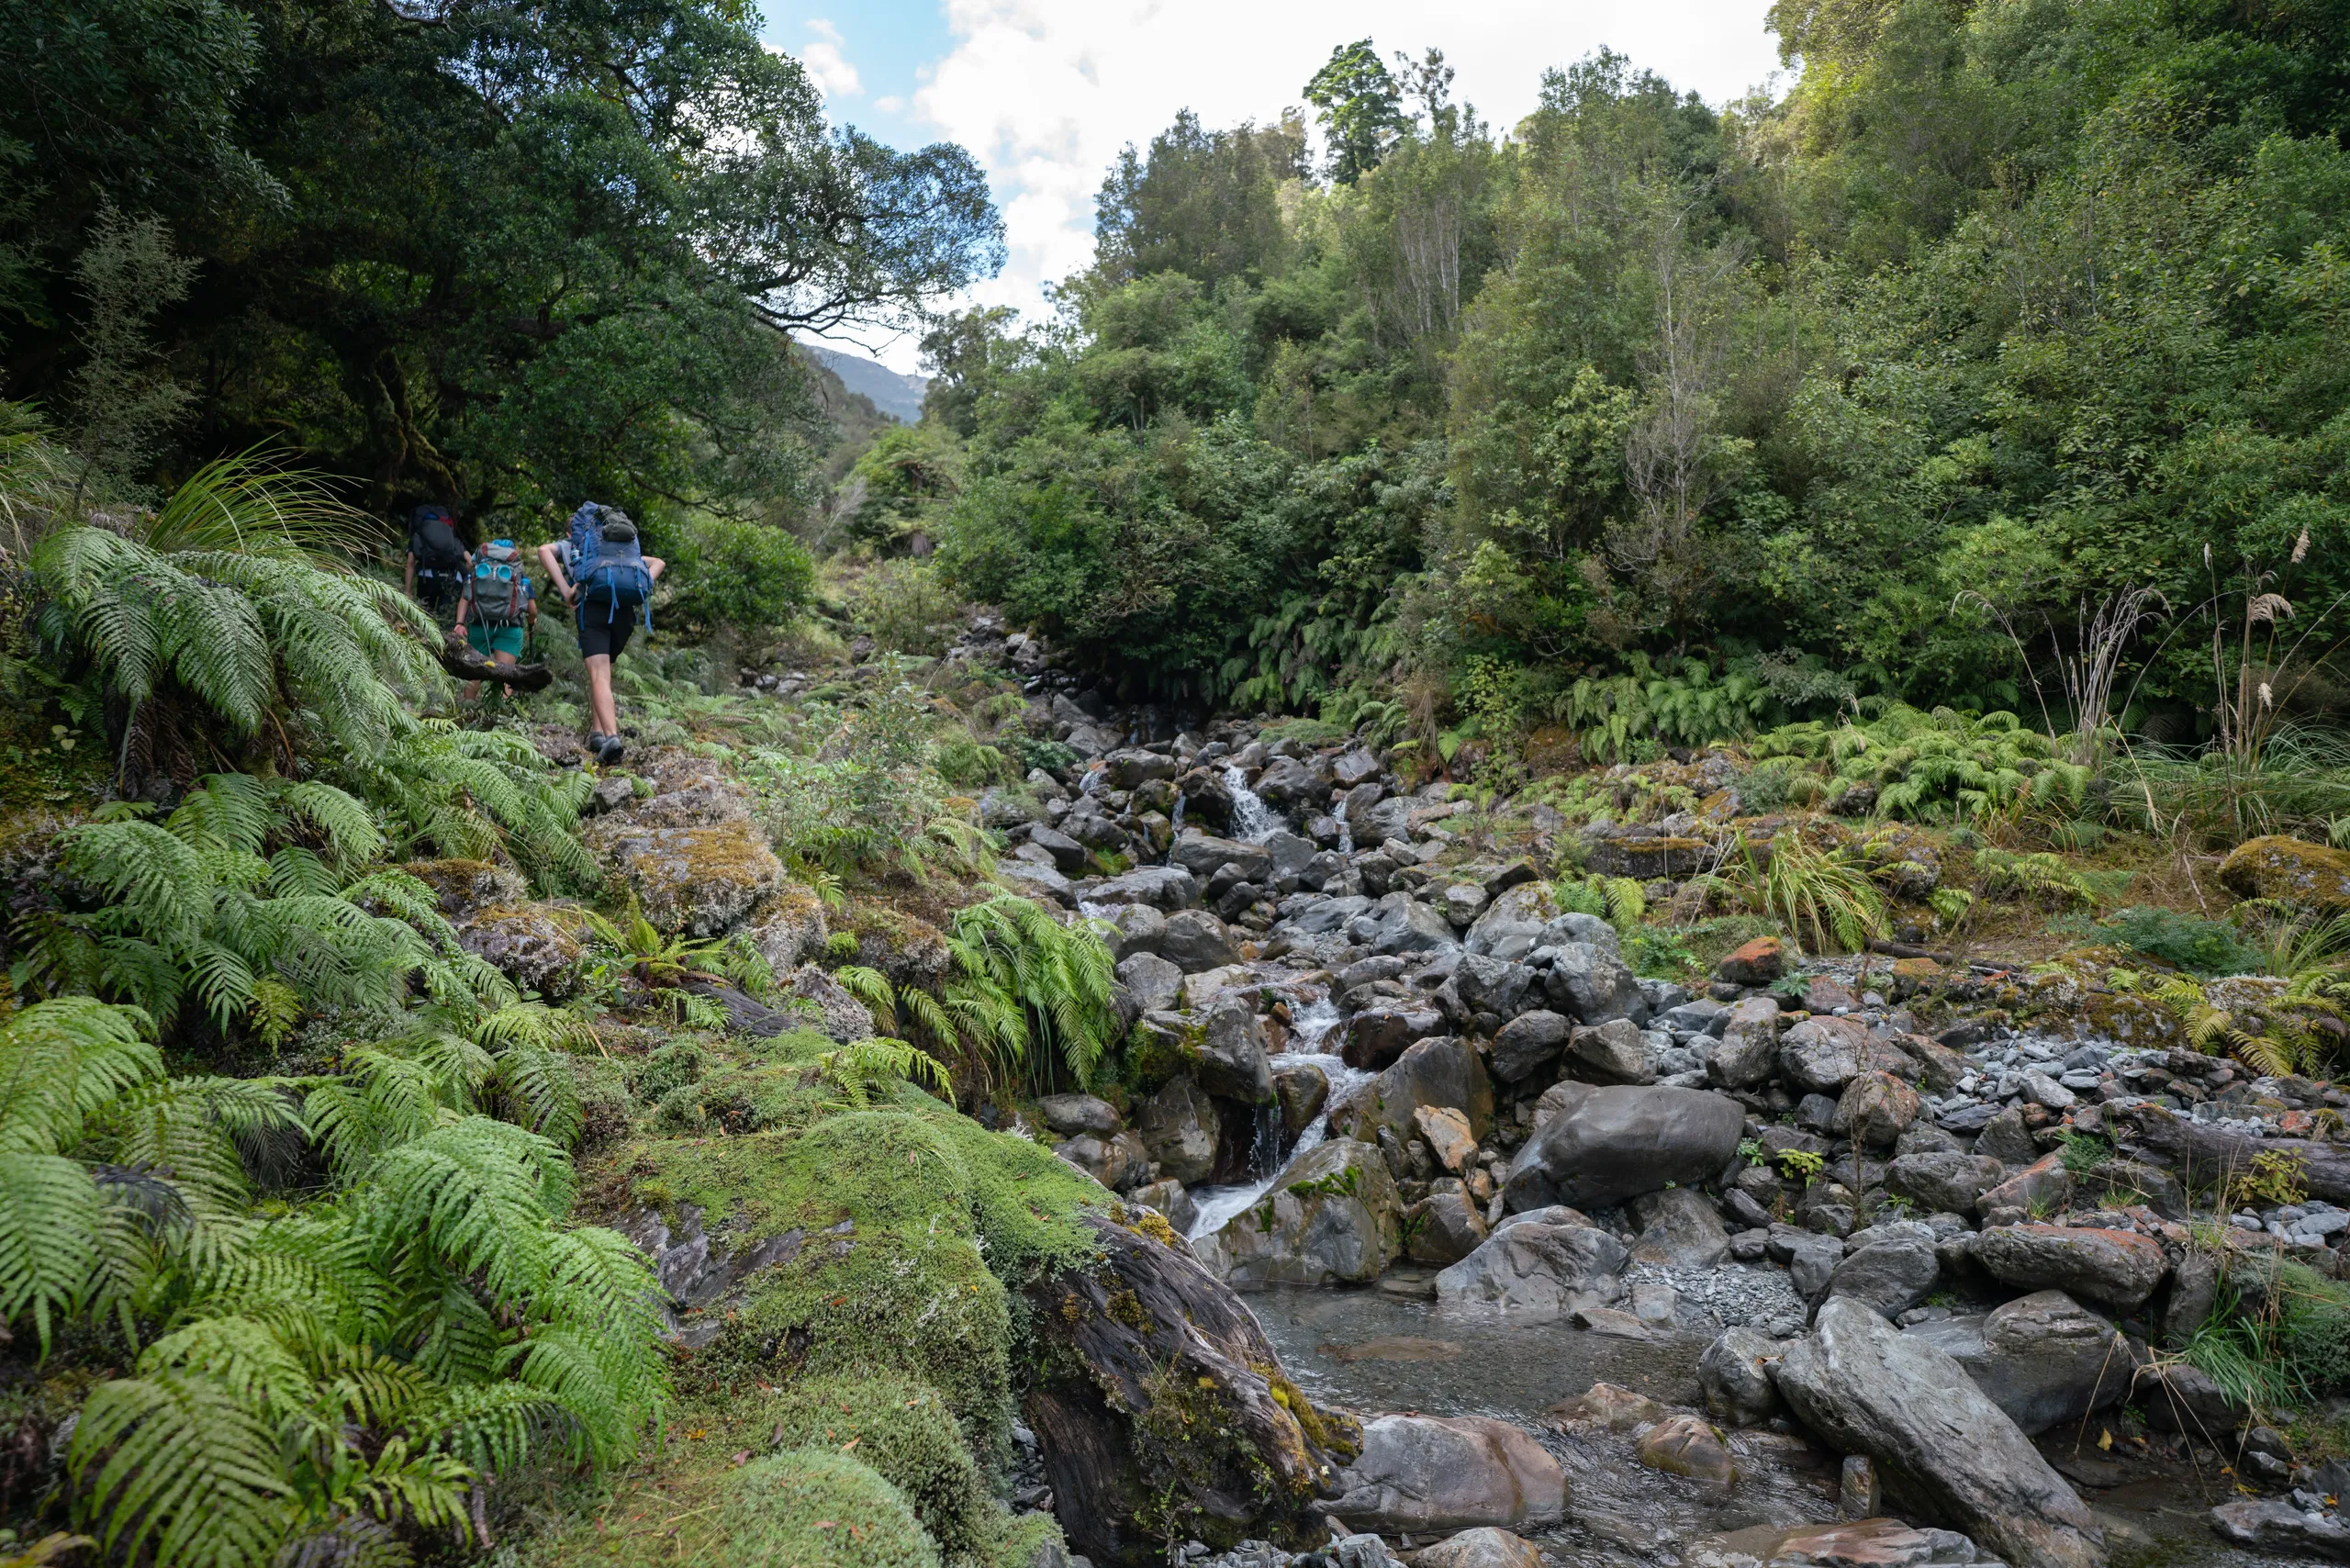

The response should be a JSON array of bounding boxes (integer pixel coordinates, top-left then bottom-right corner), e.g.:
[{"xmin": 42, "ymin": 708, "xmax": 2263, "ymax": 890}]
[{"xmin": 566, "ymin": 502, "xmax": 653, "ymax": 629}]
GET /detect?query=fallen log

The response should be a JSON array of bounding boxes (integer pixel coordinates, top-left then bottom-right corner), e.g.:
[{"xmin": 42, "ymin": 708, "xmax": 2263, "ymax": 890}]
[
  {"xmin": 2109, "ymin": 1101, "xmax": 2350, "ymax": 1206},
  {"xmin": 435, "ymin": 633, "xmax": 554, "ymax": 691}
]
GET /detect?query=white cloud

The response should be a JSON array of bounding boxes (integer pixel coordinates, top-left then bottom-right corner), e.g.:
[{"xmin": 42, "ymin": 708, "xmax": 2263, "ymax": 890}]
[
  {"xmin": 800, "ymin": 17, "xmax": 863, "ymax": 100},
  {"xmin": 907, "ymin": 0, "xmax": 1786, "ymax": 335}
]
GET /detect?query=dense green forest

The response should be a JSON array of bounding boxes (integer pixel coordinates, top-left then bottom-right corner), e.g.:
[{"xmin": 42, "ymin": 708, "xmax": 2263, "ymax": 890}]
[{"xmin": 922, "ymin": 7, "xmax": 2350, "ymax": 765}]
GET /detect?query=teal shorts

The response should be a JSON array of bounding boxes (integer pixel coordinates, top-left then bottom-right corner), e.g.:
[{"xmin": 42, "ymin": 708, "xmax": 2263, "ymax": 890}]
[{"xmin": 467, "ymin": 623, "xmax": 527, "ymax": 658}]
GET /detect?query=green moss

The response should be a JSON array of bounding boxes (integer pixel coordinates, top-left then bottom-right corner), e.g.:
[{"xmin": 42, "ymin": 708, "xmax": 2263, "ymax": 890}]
[
  {"xmin": 721, "ymin": 1450, "xmax": 940, "ymax": 1568},
  {"xmin": 634, "ymin": 1039, "xmax": 710, "ymax": 1103},
  {"xmin": 989, "ymin": 1508, "xmax": 1067, "ymax": 1568},
  {"xmin": 755, "ymin": 1373, "xmax": 996, "ymax": 1560}
]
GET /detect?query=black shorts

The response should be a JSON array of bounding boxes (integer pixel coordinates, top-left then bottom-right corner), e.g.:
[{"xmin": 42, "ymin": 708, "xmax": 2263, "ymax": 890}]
[{"xmin": 576, "ymin": 610, "xmax": 635, "ymax": 661}]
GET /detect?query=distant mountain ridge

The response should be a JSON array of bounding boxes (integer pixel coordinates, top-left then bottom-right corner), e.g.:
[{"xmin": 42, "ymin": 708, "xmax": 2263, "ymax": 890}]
[{"xmin": 800, "ymin": 342, "xmax": 928, "ymax": 423}]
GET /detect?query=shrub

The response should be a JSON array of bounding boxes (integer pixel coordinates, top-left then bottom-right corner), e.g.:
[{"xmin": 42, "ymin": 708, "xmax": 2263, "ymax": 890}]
[
  {"xmin": 853, "ymin": 558, "xmax": 965, "ymax": 656},
  {"xmin": 661, "ymin": 511, "xmax": 816, "ymax": 633},
  {"xmin": 1751, "ymin": 706, "xmax": 2088, "ymax": 823},
  {"xmin": 2097, "ymin": 906, "xmax": 2265, "ymax": 976}
]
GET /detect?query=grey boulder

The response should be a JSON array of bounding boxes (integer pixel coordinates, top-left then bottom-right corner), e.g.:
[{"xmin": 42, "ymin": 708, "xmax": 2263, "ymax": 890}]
[
  {"xmin": 1827, "ymin": 1234, "xmax": 1942, "ymax": 1318},
  {"xmin": 1628, "ymin": 1187, "xmax": 1732, "ymax": 1269},
  {"xmin": 1699, "ymin": 1326, "xmax": 1786, "ymax": 1427},
  {"xmin": 1491, "ymin": 1010, "xmax": 1572, "ymax": 1082},
  {"xmin": 1544, "ymin": 941, "xmax": 1648, "ymax": 1025},
  {"xmin": 1888, "ymin": 1151, "xmax": 2009, "ymax": 1216},
  {"xmin": 1326, "ymin": 1415, "xmax": 1568, "ymax": 1535},
  {"xmin": 1113, "ymin": 950, "xmax": 1183, "ymax": 1014},
  {"xmin": 1218, "ymin": 1138, "xmax": 1401, "ymax": 1286},
  {"xmin": 1773, "ymin": 1297, "xmax": 2106, "ymax": 1568},
  {"xmin": 1972, "ymin": 1225, "xmax": 2169, "ymax": 1313},
  {"xmin": 1434, "ymin": 1212, "xmax": 1627, "ymax": 1317},
  {"xmin": 1194, "ymin": 992, "xmax": 1275, "ymax": 1103},
  {"xmin": 1159, "ymin": 908, "xmax": 1240, "ymax": 971},
  {"xmin": 1504, "ymin": 1083, "xmax": 1743, "ymax": 1212},
  {"xmin": 1136, "ymin": 1076, "xmax": 1221, "ymax": 1184},
  {"xmin": 1906, "ymin": 1291, "xmax": 2141, "ymax": 1435}
]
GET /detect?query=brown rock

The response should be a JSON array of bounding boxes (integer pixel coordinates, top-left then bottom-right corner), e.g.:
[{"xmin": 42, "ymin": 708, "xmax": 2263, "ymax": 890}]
[
  {"xmin": 1637, "ymin": 1413, "xmax": 1737, "ymax": 1485},
  {"xmin": 1717, "ymin": 935, "xmax": 1786, "ymax": 986},
  {"xmin": 1973, "ymin": 1223, "xmax": 2171, "ymax": 1312},
  {"xmin": 1833, "ymin": 1071, "xmax": 1921, "ymax": 1148}
]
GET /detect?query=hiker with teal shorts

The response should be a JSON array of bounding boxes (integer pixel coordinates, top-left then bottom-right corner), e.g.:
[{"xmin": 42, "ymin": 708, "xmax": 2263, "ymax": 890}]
[{"xmin": 453, "ymin": 538, "xmax": 538, "ymax": 701}]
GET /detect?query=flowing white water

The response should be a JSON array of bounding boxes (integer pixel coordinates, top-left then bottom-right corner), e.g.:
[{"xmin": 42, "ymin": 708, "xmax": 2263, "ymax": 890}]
[
  {"xmin": 1185, "ymin": 999, "xmax": 1374, "ymax": 1241},
  {"xmin": 1222, "ymin": 764, "xmax": 1285, "ymax": 844}
]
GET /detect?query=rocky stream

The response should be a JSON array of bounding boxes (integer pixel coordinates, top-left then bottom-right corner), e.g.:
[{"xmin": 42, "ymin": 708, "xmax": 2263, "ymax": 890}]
[{"xmin": 949, "ymin": 648, "xmax": 2350, "ymax": 1568}]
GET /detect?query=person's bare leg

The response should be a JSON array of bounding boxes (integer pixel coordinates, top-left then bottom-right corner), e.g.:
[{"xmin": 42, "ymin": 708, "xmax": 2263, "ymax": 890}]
[{"xmin": 586, "ymin": 653, "xmax": 620, "ymax": 736}]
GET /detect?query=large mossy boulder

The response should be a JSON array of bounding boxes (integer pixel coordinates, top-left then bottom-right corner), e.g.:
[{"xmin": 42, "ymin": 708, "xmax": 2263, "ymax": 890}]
[
  {"xmin": 603, "ymin": 1083, "xmax": 1353, "ymax": 1564},
  {"xmin": 2219, "ymin": 834, "xmax": 2350, "ymax": 910},
  {"xmin": 1022, "ymin": 1211, "xmax": 1361, "ymax": 1564},
  {"xmin": 722, "ymin": 1449, "xmax": 942, "ymax": 1567}
]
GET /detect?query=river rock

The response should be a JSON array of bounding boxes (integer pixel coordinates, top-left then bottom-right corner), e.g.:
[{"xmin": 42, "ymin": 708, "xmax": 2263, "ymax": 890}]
[
  {"xmin": 1504, "ymin": 1083, "xmax": 1744, "ymax": 1211},
  {"xmin": 1977, "ymin": 1153, "xmax": 2072, "ymax": 1219},
  {"xmin": 1780, "ymin": 1015, "xmax": 1885, "ymax": 1095},
  {"xmin": 1137, "ymin": 1076, "xmax": 1222, "ymax": 1184},
  {"xmin": 1414, "ymin": 1527, "xmax": 1546, "ymax": 1568},
  {"xmin": 1342, "ymin": 1004, "xmax": 1445, "ymax": 1070},
  {"xmin": 1888, "ymin": 1152, "xmax": 2008, "ymax": 1216},
  {"xmin": 1567, "ymin": 1017, "xmax": 1656, "ymax": 1084},
  {"xmin": 1099, "ymin": 902, "xmax": 1168, "ymax": 960},
  {"xmin": 1195, "ymin": 993, "xmax": 1275, "ymax": 1103},
  {"xmin": 1038, "ymin": 1093, "xmax": 1120, "ymax": 1137},
  {"xmin": 1972, "ymin": 1225, "xmax": 2168, "ymax": 1313},
  {"xmin": 1451, "ymin": 952, "xmax": 1536, "ymax": 1017},
  {"xmin": 1022, "ymin": 1213, "xmax": 1359, "ymax": 1562},
  {"xmin": 1416, "ymin": 1104, "xmax": 1479, "ymax": 1171},
  {"xmin": 1172, "ymin": 833, "xmax": 1272, "ymax": 883},
  {"xmin": 1716, "ymin": 935, "xmax": 1785, "ymax": 986},
  {"xmin": 1337, "ymin": 1036, "xmax": 1494, "ymax": 1145},
  {"xmin": 1905, "ymin": 1291, "xmax": 2139, "ymax": 1435},
  {"xmin": 1773, "ymin": 1298, "xmax": 2106, "ymax": 1568},
  {"xmin": 2133, "ymin": 1361, "xmax": 2249, "ymax": 1438},
  {"xmin": 1836, "ymin": 1071, "xmax": 1922, "ymax": 1147},
  {"xmin": 1545, "ymin": 941, "xmax": 1648, "ymax": 1025},
  {"xmin": 1492, "ymin": 1010, "xmax": 1572, "ymax": 1081},
  {"xmin": 1708, "ymin": 996, "xmax": 1785, "ymax": 1089},
  {"xmin": 1085, "ymin": 866, "xmax": 1199, "ymax": 911},
  {"xmin": 1326, "ymin": 1415, "xmax": 1568, "ymax": 1534},
  {"xmin": 1628, "ymin": 1187, "xmax": 1732, "ymax": 1268},
  {"xmin": 1218, "ymin": 1138, "xmax": 1402, "ymax": 1286},
  {"xmin": 1115, "ymin": 950, "xmax": 1183, "ymax": 1014},
  {"xmin": 1638, "ymin": 1413, "xmax": 1737, "ymax": 1485},
  {"xmin": 1827, "ymin": 1235, "xmax": 1941, "ymax": 1318},
  {"xmin": 1433, "ymin": 1213, "xmax": 1628, "ymax": 1316},
  {"xmin": 2210, "ymin": 1498, "xmax": 2350, "ymax": 1561},
  {"xmin": 1126, "ymin": 1178, "xmax": 1197, "ymax": 1235},
  {"xmin": 1252, "ymin": 755, "xmax": 1323, "ymax": 811},
  {"xmin": 1273, "ymin": 1062, "xmax": 1329, "ymax": 1138},
  {"xmin": 1464, "ymin": 882, "xmax": 1561, "ymax": 963},
  {"xmin": 1371, "ymin": 897, "xmax": 1460, "ymax": 957},
  {"xmin": 1406, "ymin": 1182, "xmax": 1491, "ymax": 1265},
  {"xmin": 1700, "ymin": 1326, "xmax": 1786, "ymax": 1426},
  {"xmin": 1158, "ymin": 908, "xmax": 1240, "ymax": 971}
]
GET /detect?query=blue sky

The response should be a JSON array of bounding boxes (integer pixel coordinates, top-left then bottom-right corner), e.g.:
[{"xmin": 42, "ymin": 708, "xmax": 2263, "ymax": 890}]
[{"xmin": 767, "ymin": 0, "xmax": 1788, "ymax": 373}]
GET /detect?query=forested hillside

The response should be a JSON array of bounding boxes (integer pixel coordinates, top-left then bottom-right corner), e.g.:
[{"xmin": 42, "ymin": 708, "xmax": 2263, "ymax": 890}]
[{"xmin": 926, "ymin": 14, "xmax": 2350, "ymax": 761}]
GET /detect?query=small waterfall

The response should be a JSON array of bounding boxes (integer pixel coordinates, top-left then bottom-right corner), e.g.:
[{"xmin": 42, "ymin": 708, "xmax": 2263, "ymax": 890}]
[
  {"xmin": 1336, "ymin": 813, "xmax": 1354, "ymax": 855},
  {"xmin": 1185, "ymin": 999, "xmax": 1374, "ymax": 1241},
  {"xmin": 1222, "ymin": 764, "xmax": 1284, "ymax": 844},
  {"xmin": 1163, "ymin": 790, "xmax": 1186, "ymax": 864}
]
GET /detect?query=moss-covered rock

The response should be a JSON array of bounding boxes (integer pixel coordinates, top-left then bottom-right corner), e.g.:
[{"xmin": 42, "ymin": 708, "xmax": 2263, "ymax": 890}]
[
  {"xmin": 1023, "ymin": 1212, "xmax": 1360, "ymax": 1564},
  {"xmin": 749, "ymin": 881, "xmax": 831, "ymax": 971},
  {"xmin": 2220, "ymin": 835, "xmax": 2350, "ymax": 910},
  {"xmin": 588, "ymin": 818, "xmax": 786, "ymax": 935},
  {"xmin": 722, "ymin": 1450, "xmax": 941, "ymax": 1567},
  {"xmin": 457, "ymin": 901, "xmax": 585, "ymax": 996},
  {"xmin": 607, "ymin": 1093, "xmax": 1107, "ymax": 1465},
  {"xmin": 757, "ymin": 1372, "xmax": 1001, "ymax": 1561}
]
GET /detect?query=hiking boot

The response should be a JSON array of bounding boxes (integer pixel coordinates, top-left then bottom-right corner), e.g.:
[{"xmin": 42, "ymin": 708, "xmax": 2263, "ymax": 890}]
[
  {"xmin": 587, "ymin": 731, "xmax": 611, "ymax": 763},
  {"xmin": 597, "ymin": 733, "xmax": 627, "ymax": 766}
]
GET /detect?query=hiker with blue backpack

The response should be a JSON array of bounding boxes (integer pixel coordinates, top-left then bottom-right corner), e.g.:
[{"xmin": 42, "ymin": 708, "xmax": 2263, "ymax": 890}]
[
  {"xmin": 452, "ymin": 537, "xmax": 538, "ymax": 702},
  {"xmin": 538, "ymin": 502, "xmax": 663, "ymax": 766}
]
